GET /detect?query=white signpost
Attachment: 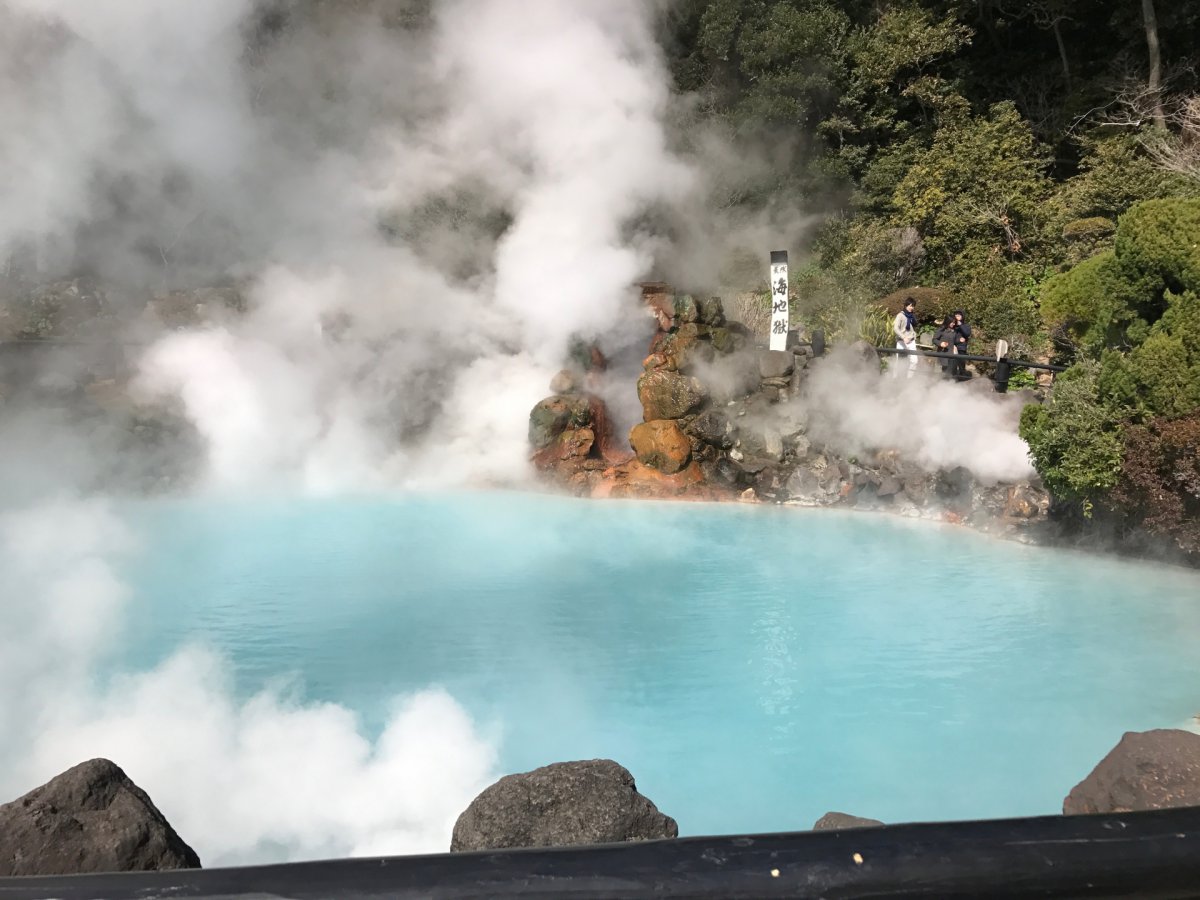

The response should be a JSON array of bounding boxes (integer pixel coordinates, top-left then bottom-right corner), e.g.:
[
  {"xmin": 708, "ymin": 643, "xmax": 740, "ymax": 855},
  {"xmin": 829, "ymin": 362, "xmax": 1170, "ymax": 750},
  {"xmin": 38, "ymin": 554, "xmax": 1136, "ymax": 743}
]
[{"xmin": 769, "ymin": 250, "xmax": 789, "ymax": 351}]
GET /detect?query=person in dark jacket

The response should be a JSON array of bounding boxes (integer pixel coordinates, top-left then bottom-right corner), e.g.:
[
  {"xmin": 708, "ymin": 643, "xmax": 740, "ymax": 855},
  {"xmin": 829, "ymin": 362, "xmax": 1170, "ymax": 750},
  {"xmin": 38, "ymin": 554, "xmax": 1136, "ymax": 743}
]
[
  {"xmin": 951, "ymin": 310, "xmax": 972, "ymax": 379},
  {"xmin": 933, "ymin": 315, "xmax": 957, "ymax": 378}
]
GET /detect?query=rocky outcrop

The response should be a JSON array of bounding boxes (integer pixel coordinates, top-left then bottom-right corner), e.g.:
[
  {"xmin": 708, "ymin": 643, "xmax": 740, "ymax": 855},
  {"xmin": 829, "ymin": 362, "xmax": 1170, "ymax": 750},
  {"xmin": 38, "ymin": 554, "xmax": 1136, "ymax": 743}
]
[
  {"xmin": 0, "ymin": 759, "xmax": 201, "ymax": 876},
  {"xmin": 450, "ymin": 759, "xmax": 678, "ymax": 852},
  {"xmin": 812, "ymin": 812, "xmax": 884, "ymax": 831},
  {"xmin": 1064, "ymin": 729, "xmax": 1200, "ymax": 815},
  {"xmin": 528, "ymin": 285, "xmax": 1051, "ymax": 535},
  {"xmin": 528, "ymin": 348, "xmax": 634, "ymax": 496}
]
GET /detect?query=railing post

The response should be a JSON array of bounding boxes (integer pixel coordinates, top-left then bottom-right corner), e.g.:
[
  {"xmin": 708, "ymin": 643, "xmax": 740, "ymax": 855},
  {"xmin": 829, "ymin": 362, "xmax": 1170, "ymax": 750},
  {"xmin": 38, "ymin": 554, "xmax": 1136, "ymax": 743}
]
[{"xmin": 994, "ymin": 359, "xmax": 1013, "ymax": 393}]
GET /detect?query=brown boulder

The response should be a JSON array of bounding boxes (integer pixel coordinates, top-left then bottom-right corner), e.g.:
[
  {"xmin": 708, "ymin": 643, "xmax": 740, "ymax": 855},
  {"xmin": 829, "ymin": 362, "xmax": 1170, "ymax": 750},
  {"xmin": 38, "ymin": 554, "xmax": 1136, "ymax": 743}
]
[
  {"xmin": 451, "ymin": 760, "xmax": 677, "ymax": 852},
  {"xmin": 637, "ymin": 370, "xmax": 706, "ymax": 422},
  {"xmin": 0, "ymin": 759, "xmax": 200, "ymax": 876},
  {"xmin": 1064, "ymin": 730, "xmax": 1200, "ymax": 815},
  {"xmin": 630, "ymin": 420, "xmax": 692, "ymax": 474}
]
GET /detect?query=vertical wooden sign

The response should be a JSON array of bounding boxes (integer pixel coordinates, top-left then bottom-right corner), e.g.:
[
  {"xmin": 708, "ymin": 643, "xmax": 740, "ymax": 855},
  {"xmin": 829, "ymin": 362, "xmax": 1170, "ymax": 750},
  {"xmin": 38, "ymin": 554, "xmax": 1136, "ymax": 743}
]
[{"xmin": 769, "ymin": 250, "xmax": 789, "ymax": 351}]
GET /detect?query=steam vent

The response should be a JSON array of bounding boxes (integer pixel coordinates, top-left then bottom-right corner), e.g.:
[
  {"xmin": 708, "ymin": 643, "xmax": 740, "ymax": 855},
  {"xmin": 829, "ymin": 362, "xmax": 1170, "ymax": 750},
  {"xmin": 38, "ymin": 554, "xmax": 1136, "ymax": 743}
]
[{"xmin": 530, "ymin": 284, "xmax": 1051, "ymax": 539}]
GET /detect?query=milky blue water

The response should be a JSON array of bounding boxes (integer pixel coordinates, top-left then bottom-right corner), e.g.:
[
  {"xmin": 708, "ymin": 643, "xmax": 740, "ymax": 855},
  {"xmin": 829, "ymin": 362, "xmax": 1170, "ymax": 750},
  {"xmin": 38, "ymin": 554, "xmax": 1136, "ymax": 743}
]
[{"xmin": 121, "ymin": 492, "xmax": 1200, "ymax": 835}]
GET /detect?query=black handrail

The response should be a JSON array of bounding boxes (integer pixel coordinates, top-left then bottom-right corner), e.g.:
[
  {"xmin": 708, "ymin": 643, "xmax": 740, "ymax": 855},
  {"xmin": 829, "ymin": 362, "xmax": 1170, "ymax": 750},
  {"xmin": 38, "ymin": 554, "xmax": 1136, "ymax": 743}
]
[
  {"xmin": 875, "ymin": 347, "xmax": 1067, "ymax": 392},
  {"xmin": 4, "ymin": 807, "xmax": 1200, "ymax": 899},
  {"xmin": 875, "ymin": 346, "xmax": 1069, "ymax": 372}
]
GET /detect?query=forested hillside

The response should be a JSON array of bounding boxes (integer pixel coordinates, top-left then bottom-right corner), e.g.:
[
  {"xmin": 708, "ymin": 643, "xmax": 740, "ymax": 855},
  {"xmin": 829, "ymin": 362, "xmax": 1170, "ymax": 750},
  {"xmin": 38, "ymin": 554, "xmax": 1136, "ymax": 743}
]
[{"xmin": 658, "ymin": 0, "xmax": 1200, "ymax": 554}]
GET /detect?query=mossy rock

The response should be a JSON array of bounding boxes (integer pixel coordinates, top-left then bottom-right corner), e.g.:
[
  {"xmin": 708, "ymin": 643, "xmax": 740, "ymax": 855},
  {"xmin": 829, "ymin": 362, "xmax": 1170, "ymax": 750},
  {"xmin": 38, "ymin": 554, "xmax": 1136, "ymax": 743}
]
[
  {"xmin": 637, "ymin": 370, "xmax": 707, "ymax": 421},
  {"xmin": 702, "ymin": 326, "xmax": 743, "ymax": 354},
  {"xmin": 529, "ymin": 395, "xmax": 591, "ymax": 450},
  {"xmin": 697, "ymin": 296, "xmax": 726, "ymax": 326},
  {"xmin": 672, "ymin": 294, "xmax": 699, "ymax": 325}
]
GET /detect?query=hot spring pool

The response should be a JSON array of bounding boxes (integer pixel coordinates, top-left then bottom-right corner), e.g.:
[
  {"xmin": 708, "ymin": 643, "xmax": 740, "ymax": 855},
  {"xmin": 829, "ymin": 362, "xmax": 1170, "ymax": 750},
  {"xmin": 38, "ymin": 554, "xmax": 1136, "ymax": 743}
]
[{"xmin": 121, "ymin": 492, "xmax": 1200, "ymax": 838}]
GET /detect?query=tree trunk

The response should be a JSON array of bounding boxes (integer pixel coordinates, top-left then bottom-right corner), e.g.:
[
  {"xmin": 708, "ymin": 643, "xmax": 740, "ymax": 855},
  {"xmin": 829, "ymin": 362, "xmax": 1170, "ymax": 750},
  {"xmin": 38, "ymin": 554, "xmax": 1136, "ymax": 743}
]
[
  {"xmin": 1141, "ymin": 0, "xmax": 1166, "ymax": 128},
  {"xmin": 1051, "ymin": 19, "xmax": 1071, "ymax": 91}
]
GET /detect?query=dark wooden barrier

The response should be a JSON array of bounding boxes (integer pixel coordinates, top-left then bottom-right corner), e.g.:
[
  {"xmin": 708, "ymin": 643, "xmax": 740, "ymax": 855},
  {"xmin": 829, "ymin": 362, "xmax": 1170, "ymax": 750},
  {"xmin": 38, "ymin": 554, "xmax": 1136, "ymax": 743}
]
[
  {"xmin": 875, "ymin": 346, "xmax": 1068, "ymax": 392},
  {"xmin": 4, "ymin": 807, "xmax": 1200, "ymax": 899}
]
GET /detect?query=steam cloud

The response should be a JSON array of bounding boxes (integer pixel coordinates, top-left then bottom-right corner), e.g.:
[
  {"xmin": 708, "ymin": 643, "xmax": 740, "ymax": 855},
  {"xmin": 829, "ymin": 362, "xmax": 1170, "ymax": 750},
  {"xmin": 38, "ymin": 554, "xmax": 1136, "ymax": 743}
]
[
  {"xmin": 802, "ymin": 350, "xmax": 1036, "ymax": 484},
  {"xmin": 3, "ymin": 0, "xmax": 698, "ymax": 492},
  {"xmin": 0, "ymin": 498, "xmax": 497, "ymax": 864}
]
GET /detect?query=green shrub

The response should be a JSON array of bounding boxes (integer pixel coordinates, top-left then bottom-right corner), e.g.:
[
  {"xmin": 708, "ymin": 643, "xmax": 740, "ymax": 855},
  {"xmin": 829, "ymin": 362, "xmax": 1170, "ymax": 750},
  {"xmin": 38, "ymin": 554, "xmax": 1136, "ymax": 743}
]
[{"xmin": 1019, "ymin": 362, "xmax": 1124, "ymax": 503}]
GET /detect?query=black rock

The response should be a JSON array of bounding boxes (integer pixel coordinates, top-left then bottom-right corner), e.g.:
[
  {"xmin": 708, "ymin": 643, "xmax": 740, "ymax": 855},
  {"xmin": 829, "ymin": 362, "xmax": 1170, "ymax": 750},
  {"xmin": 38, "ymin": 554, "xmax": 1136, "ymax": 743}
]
[
  {"xmin": 451, "ymin": 760, "xmax": 678, "ymax": 852},
  {"xmin": 0, "ymin": 759, "xmax": 201, "ymax": 877},
  {"xmin": 1064, "ymin": 730, "xmax": 1200, "ymax": 815},
  {"xmin": 757, "ymin": 349, "xmax": 795, "ymax": 379},
  {"xmin": 813, "ymin": 812, "xmax": 884, "ymax": 831},
  {"xmin": 687, "ymin": 410, "xmax": 733, "ymax": 449},
  {"xmin": 877, "ymin": 476, "xmax": 903, "ymax": 497}
]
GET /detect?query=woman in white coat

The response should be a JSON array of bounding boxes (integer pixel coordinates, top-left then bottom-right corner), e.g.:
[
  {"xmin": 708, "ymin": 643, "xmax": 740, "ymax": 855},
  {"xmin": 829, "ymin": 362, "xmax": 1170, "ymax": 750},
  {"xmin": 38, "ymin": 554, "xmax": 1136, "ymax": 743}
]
[{"xmin": 892, "ymin": 298, "xmax": 919, "ymax": 379}]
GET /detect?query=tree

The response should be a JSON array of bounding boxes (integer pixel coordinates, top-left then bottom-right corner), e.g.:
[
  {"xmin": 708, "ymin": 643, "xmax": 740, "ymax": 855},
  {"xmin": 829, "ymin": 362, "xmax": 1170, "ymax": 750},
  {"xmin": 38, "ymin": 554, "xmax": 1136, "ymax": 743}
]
[
  {"xmin": 1141, "ymin": 0, "xmax": 1166, "ymax": 128},
  {"xmin": 891, "ymin": 102, "xmax": 1052, "ymax": 276}
]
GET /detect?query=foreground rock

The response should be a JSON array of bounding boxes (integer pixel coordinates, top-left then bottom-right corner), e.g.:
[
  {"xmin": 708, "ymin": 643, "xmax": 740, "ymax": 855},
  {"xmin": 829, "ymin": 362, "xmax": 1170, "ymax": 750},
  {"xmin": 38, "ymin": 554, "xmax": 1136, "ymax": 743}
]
[
  {"xmin": 1064, "ymin": 729, "xmax": 1200, "ymax": 814},
  {"xmin": 0, "ymin": 759, "xmax": 201, "ymax": 876},
  {"xmin": 451, "ymin": 759, "xmax": 678, "ymax": 852},
  {"xmin": 812, "ymin": 811, "xmax": 884, "ymax": 831}
]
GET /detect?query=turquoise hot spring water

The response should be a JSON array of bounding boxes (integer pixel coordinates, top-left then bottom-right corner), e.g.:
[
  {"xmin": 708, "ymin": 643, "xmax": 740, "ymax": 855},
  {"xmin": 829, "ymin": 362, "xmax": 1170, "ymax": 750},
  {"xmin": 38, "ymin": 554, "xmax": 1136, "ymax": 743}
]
[{"xmin": 121, "ymin": 491, "xmax": 1200, "ymax": 836}]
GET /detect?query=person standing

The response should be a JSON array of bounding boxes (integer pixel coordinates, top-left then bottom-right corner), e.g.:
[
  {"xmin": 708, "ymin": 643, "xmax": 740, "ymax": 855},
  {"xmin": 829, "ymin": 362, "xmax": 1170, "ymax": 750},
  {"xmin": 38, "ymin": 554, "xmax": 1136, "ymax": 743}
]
[
  {"xmin": 892, "ymin": 298, "xmax": 918, "ymax": 379},
  {"xmin": 933, "ymin": 315, "xmax": 958, "ymax": 378},
  {"xmin": 952, "ymin": 310, "xmax": 972, "ymax": 380}
]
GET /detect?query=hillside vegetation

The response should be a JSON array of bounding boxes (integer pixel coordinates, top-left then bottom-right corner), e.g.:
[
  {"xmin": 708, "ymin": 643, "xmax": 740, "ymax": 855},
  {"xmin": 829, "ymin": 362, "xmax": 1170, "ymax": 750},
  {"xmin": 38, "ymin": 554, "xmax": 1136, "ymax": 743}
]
[{"xmin": 660, "ymin": 0, "xmax": 1200, "ymax": 555}]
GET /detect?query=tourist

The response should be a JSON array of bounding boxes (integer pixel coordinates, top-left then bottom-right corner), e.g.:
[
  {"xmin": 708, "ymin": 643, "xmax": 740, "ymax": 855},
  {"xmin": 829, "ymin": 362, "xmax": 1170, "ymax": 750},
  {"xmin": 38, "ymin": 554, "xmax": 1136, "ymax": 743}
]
[
  {"xmin": 952, "ymin": 310, "xmax": 972, "ymax": 379},
  {"xmin": 933, "ymin": 315, "xmax": 957, "ymax": 377},
  {"xmin": 892, "ymin": 298, "xmax": 918, "ymax": 379}
]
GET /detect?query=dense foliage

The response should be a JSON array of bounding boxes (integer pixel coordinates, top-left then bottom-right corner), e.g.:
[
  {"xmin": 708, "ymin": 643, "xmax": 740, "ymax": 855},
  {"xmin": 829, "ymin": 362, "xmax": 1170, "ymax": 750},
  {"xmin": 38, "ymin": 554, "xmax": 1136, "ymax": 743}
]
[{"xmin": 659, "ymin": 0, "xmax": 1200, "ymax": 553}]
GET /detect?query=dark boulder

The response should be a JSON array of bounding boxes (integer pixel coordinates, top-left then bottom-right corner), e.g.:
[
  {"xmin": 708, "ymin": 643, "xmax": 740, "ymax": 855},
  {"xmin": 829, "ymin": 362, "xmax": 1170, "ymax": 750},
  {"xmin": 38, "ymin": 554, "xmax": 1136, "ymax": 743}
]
[
  {"xmin": 757, "ymin": 349, "xmax": 794, "ymax": 379},
  {"xmin": 1064, "ymin": 730, "xmax": 1200, "ymax": 815},
  {"xmin": 813, "ymin": 812, "xmax": 884, "ymax": 831},
  {"xmin": 0, "ymin": 759, "xmax": 200, "ymax": 876},
  {"xmin": 451, "ymin": 759, "xmax": 678, "ymax": 852},
  {"xmin": 687, "ymin": 410, "xmax": 734, "ymax": 449},
  {"xmin": 876, "ymin": 475, "xmax": 903, "ymax": 497}
]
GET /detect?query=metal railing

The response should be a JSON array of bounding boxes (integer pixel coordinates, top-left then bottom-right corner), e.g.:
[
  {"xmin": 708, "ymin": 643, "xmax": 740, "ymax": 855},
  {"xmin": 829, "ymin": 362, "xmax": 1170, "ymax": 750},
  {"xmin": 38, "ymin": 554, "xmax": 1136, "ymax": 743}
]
[
  {"xmin": 2, "ymin": 807, "xmax": 1200, "ymax": 899},
  {"xmin": 875, "ymin": 347, "xmax": 1068, "ymax": 392}
]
